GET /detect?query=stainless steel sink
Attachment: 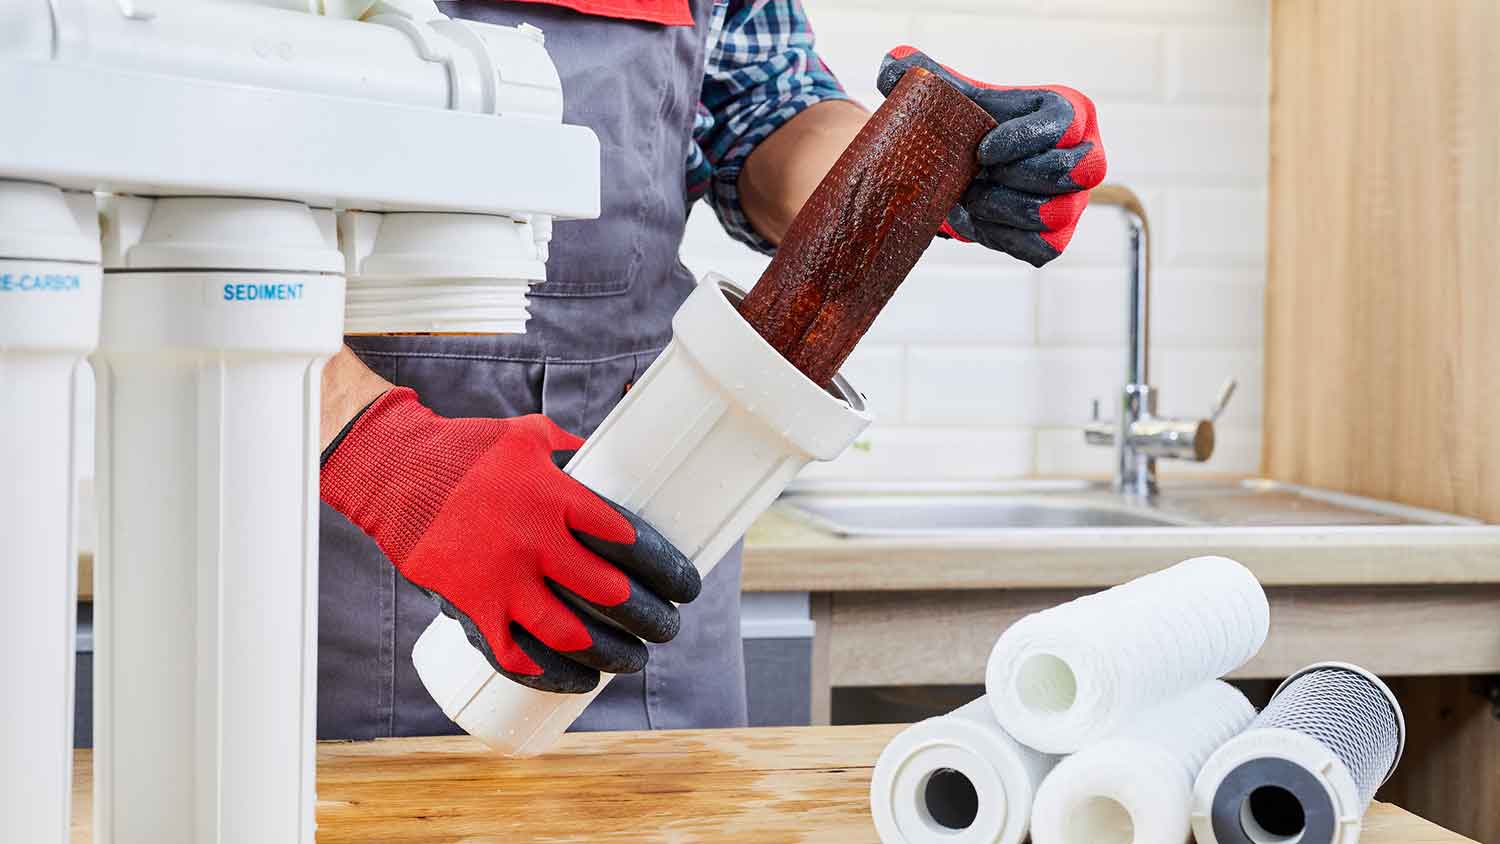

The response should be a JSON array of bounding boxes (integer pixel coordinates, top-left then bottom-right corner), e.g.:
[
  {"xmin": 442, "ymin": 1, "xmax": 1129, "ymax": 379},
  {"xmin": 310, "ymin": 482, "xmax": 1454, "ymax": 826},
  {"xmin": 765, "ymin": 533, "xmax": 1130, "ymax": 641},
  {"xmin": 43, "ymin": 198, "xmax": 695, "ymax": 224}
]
[{"xmin": 775, "ymin": 479, "xmax": 1480, "ymax": 537}]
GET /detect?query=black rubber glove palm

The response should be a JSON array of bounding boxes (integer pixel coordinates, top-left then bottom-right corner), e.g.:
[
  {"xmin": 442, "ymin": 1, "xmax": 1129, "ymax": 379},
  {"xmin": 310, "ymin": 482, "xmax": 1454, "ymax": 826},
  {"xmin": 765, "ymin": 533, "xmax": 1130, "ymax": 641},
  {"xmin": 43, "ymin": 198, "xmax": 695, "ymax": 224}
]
[{"xmin": 877, "ymin": 47, "xmax": 1107, "ymax": 267}]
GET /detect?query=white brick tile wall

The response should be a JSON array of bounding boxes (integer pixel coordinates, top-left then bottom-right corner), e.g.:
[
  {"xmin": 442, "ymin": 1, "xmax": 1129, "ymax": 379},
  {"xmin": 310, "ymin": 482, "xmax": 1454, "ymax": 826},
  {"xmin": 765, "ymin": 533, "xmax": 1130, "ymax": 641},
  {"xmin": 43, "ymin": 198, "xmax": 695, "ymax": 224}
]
[
  {"xmin": 798, "ymin": 425, "xmax": 1036, "ymax": 481},
  {"xmin": 1168, "ymin": 28, "xmax": 1268, "ymax": 102},
  {"xmin": 1164, "ymin": 188, "xmax": 1268, "ymax": 265},
  {"xmin": 685, "ymin": 0, "xmax": 1269, "ymax": 482}
]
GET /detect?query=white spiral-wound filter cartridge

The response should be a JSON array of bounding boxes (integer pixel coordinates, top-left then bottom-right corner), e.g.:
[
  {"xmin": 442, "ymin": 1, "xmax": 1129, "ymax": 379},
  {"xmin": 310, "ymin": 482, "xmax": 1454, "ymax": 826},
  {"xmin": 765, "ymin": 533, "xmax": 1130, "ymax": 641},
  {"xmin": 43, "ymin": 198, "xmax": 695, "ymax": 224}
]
[
  {"xmin": 985, "ymin": 555, "xmax": 1269, "ymax": 754},
  {"xmin": 1191, "ymin": 662, "xmax": 1406, "ymax": 844},
  {"xmin": 1031, "ymin": 680, "xmax": 1256, "ymax": 844},
  {"xmin": 412, "ymin": 273, "xmax": 872, "ymax": 755},
  {"xmin": 870, "ymin": 697, "xmax": 1059, "ymax": 844}
]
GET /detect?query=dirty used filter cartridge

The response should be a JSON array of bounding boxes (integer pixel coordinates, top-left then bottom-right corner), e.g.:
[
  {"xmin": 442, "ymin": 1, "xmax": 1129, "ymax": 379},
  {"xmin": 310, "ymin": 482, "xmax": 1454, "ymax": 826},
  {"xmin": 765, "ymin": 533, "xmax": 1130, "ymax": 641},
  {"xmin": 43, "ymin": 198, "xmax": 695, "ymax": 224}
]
[
  {"xmin": 986, "ymin": 555, "xmax": 1269, "ymax": 754},
  {"xmin": 1191, "ymin": 662, "xmax": 1406, "ymax": 844},
  {"xmin": 870, "ymin": 696, "xmax": 1059, "ymax": 844},
  {"xmin": 1030, "ymin": 680, "xmax": 1256, "ymax": 844}
]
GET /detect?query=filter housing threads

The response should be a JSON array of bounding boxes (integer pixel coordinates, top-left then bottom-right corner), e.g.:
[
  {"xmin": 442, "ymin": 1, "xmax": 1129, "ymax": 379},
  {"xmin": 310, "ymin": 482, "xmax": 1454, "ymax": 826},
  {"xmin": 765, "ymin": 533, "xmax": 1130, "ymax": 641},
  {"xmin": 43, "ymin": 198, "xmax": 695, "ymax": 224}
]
[
  {"xmin": 1191, "ymin": 662, "xmax": 1407, "ymax": 844},
  {"xmin": 986, "ymin": 555, "xmax": 1269, "ymax": 754},
  {"xmin": 870, "ymin": 697, "xmax": 1059, "ymax": 844}
]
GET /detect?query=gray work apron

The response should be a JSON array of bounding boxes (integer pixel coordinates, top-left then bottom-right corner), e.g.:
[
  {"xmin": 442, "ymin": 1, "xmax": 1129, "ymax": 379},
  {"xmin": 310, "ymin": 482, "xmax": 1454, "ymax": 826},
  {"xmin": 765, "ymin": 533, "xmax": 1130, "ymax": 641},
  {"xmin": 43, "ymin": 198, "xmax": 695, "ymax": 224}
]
[{"xmin": 317, "ymin": 0, "xmax": 747, "ymax": 739}]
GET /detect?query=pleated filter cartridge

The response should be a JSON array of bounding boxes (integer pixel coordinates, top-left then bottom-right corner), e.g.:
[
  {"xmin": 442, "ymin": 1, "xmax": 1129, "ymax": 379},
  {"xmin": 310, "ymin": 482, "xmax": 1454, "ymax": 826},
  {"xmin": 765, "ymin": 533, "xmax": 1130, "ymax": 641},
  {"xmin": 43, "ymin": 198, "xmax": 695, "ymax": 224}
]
[
  {"xmin": 1192, "ymin": 662, "xmax": 1406, "ymax": 844},
  {"xmin": 985, "ymin": 555, "xmax": 1270, "ymax": 754},
  {"xmin": 870, "ymin": 697, "xmax": 1059, "ymax": 844},
  {"xmin": 1030, "ymin": 680, "xmax": 1257, "ymax": 844}
]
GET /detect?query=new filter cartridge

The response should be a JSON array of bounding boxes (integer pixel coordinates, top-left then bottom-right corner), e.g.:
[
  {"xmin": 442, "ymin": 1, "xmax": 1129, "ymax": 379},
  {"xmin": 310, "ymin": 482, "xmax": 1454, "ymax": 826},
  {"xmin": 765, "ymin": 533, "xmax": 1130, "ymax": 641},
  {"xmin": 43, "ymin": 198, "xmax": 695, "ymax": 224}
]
[
  {"xmin": 986, "ymin": 555, "xmax": 1269, "ymax": 754},
  {"xmin": 870, "ymin": 696, "xmax": 1059, "ymax": 844},
  {"xmin": 1192, "ymin": 662, "xmax": 1406, "ymax": 844},
  {"xmin": 1031, "ymin": 680, "xmax": 1257, "ymax": 844}
]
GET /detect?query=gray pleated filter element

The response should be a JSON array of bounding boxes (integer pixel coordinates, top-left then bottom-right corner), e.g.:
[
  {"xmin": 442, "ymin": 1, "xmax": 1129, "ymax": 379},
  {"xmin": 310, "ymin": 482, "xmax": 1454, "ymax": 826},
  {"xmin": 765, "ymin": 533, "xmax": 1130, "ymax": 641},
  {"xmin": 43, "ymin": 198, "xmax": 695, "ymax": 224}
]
[{"xmin": 1191, "ymin": 662, "xmax": 1406, "ymax": 844}]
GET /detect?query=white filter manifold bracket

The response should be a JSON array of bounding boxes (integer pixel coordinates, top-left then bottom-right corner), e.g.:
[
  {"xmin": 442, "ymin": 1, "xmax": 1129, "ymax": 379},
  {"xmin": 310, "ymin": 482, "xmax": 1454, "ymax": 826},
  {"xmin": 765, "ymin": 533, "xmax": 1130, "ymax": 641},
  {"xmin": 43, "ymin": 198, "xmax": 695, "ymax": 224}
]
[{"xmin": 412, "ymin": 272, "xmax": 873, "ymax": 754}]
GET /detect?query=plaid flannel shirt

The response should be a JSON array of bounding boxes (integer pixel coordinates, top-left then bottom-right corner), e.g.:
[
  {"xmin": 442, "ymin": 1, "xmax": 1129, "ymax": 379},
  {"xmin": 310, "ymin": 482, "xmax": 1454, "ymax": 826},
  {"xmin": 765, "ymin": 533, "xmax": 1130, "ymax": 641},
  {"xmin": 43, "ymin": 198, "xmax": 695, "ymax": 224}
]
[{"xmin": 688, "ymin": 0, "xmax": 850, "ymax": 254}]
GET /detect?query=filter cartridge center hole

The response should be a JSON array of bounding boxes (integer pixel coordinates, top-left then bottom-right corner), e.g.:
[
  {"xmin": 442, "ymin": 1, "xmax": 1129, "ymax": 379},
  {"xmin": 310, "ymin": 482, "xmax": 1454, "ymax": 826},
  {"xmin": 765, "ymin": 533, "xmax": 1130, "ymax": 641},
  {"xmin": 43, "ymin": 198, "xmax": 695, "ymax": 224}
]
[
  {"xmin": 1065, "ymin": 796, "xmax": 1135, "ymax": 844},
  {"xmin": 1017, "ymin": 653, "xmax": 1078, "ymax": 714},
  {"xmin": 1241, "ymin": 785, "xmax": 1306, "ymax": 844},
  {"xmin": 922, "ymin": 767, "xmax": 979, "ymax": 831}
]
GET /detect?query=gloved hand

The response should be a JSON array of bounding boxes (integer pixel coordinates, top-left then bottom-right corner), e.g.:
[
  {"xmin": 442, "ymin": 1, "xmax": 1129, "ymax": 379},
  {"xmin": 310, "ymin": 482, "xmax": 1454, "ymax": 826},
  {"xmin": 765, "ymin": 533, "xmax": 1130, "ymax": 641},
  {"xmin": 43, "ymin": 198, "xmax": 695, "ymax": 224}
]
[
  {"xmin": 320, "ymin": 387, "xmax": 700, "ymax": 694},
  {"xmin": 877, "ymin": 47, "xmax": 1107, "ymax": 268}
]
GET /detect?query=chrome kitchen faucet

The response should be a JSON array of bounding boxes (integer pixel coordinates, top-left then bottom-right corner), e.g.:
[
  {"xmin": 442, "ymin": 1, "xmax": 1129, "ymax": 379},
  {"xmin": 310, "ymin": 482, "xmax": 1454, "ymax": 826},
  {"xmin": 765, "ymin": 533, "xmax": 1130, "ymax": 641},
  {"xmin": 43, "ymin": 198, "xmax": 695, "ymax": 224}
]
[{"xmin": 1082, "ymin": 185, "xmax": 1237, "ymax": 497}]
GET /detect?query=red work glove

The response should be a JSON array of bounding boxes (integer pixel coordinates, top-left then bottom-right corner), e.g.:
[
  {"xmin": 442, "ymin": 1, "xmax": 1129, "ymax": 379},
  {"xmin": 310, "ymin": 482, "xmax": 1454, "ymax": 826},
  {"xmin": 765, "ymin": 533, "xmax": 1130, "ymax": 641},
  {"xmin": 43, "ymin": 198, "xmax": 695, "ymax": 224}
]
[
  {"xmin": 877, "ymin": 46, "xmax": 1107, "ymax": 267},
  {"xmin": 320, "ymin": 388, "xmax": 700, "ymax": 694}
]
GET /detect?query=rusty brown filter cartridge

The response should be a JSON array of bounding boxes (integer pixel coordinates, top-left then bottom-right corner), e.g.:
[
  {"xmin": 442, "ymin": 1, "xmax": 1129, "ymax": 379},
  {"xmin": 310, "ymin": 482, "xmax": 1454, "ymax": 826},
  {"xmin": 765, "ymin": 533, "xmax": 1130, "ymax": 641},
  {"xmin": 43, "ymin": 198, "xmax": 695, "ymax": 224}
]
[{"xmin": 735, "ymin": 67, "xmax": 997, "ymax": 388}]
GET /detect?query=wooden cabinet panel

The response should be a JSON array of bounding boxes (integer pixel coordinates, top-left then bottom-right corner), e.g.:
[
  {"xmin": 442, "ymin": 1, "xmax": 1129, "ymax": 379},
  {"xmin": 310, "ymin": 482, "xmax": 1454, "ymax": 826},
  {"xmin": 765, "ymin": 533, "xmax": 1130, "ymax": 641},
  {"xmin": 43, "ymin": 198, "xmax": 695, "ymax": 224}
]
[{"xmin": 1264, "ymin": 0, "xmax": 1500, "ymax": 521}]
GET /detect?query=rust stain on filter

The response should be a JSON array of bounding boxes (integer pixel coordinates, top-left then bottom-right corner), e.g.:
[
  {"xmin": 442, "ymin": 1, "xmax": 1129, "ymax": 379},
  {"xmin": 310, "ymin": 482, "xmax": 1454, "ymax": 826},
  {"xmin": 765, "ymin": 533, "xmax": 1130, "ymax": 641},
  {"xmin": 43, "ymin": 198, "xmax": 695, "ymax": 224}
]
[{"xmin": 735, "ymin": 67, "xmax": 997, "ymax": 388}]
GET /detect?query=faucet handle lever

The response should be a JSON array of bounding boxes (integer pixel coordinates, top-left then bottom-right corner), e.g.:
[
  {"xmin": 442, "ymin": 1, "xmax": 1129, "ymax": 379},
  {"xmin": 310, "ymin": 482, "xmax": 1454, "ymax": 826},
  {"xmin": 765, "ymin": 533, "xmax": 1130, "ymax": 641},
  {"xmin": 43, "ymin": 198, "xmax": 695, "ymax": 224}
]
[
  {"xmin": 1209, "ymin": 377, "xmax": 1238, "ymax": 422},
  {"xmin": 1091, "ymin": 397, "xmax": 1101, "ymax": 421}
]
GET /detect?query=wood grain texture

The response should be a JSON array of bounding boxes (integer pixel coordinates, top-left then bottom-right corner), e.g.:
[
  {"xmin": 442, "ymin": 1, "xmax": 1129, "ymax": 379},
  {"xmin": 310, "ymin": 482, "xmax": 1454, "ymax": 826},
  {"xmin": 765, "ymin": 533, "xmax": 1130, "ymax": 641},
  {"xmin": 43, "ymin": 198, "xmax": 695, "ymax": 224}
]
[
  {"xmin": 737, "ymin": 67, "xmax": 994, "ymax": 387},
  {"xmin": 68, "ymin": 727, "xmax": 1474, "ymax": 843},
  {"xmin": 1264, "ymin": 0, "xmax": 1500, "ymax": 521},
  {"xmin": 825, "ymin": 586, "xmax": 1500, "ymax": 686},
  {"xmin": 1379, "ymin": 676, "xmax": 1500, "ymax": 844},
  {"xmin": 1267, "ymin": 5, "xmax": 1500, "ymax": 840},
  {"xmin": 741, "ymin": 508, "xmax": 1500, "ymax": 592}
]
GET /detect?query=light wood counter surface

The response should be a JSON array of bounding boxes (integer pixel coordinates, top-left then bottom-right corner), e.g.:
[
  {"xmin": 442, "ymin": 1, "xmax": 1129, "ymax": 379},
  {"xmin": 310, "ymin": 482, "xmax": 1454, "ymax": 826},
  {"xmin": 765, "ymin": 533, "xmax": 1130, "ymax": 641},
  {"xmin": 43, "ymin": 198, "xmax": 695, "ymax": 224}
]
[
  {"xmin": 68, "ymin": 725, "xmax": 1474, "ymax": 843},
  {"xmin": 741, "ymin": 507, "xmax": 1500, "ymax": 593}
]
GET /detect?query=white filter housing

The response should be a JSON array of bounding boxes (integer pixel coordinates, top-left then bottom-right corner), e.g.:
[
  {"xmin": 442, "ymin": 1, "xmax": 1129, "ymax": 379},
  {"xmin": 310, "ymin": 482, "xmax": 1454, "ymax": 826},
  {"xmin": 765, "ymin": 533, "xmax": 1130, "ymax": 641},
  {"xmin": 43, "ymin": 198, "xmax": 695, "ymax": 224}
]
[
  {"xmin": 870, "ymin": 696, "xmax": 1058, "ymax": 844},
  {"xmin": 412, "ymin": 273, "xmax": 873, "ymax": 755},
  {"xmin": 92, "ymin": 196, "xmax": 344, "ymax": 844},
  {"xmin": 0, "ymin": 180, "xmax": 101, "ymax": 844}
]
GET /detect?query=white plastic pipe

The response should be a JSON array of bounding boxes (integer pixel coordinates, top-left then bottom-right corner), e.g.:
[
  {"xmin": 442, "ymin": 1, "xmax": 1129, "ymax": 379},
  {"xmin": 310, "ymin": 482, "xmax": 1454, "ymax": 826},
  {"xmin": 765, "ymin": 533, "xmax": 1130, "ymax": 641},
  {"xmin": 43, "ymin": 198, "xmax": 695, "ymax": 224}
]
[
  {"xmin": 870, "ymin": 697, "xmax": 1058, "ymax": 844},
  {"xmin": 0, "ymin": 181, "xmax": 101, "ymax": 844},
  {"xmin": 412, "ymin": 273, "xmax": 873, "ymax": 755},
  {"xmin": 92, "ymin": 197, "xmax": 344, "ymax": 844}
]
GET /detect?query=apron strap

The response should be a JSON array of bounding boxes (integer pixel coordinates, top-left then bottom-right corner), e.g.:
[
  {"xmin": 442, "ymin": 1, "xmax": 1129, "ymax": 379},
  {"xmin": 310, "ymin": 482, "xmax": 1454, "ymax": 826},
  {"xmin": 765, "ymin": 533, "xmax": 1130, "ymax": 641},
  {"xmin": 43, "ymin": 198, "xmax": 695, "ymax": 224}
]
[{"xmin": 500, "ymin": 0, "xmax": 693, "ymax": 26}]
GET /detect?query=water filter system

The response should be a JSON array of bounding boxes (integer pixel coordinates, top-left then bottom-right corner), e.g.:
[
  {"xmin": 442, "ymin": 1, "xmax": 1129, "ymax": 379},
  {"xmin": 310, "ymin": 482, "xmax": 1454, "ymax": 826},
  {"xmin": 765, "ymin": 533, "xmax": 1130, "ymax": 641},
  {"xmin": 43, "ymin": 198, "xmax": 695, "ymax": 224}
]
[
  {"xmin": 413, "ymin": 274, "xmax": 873, "ymax": 754},
  {"xmin": 0, "ymin": 180, "xmax": 102, "ymax": 844},
  {"xmin": 2, "ymin": 1, "xmax": 599, "ymax": 842}
]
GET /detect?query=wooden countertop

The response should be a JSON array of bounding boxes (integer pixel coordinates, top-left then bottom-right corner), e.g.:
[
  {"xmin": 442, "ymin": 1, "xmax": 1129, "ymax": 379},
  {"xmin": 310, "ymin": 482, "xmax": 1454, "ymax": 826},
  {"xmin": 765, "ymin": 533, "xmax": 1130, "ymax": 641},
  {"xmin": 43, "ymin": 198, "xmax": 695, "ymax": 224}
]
[
  {"xmin": 74, "ymin": 480, "xmax": 1500, "ymax": 601},
  {"xmin": 741, "ymin": 507, "xmax": 1500, "ymax": 593},
  {"xmin": 69, "ymin": 725, "xmax": 1471, "ymax": 843}
]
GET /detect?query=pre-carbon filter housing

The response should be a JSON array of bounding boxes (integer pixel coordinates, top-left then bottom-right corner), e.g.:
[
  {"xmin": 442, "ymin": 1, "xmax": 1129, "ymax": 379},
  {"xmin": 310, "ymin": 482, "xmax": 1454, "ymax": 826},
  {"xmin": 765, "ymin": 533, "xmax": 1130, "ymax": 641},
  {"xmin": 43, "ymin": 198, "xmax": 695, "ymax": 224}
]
[
  {"xmin": 1192, "ymin": 662, "xmax": 1406, "ymax": 844},
  {"xmin": 412, "ymin": 273, "xmax": 872, "ymax": 755},
  {"xmin": 0, "ymin": 180, "xmax": 102, "ymax": 844}
]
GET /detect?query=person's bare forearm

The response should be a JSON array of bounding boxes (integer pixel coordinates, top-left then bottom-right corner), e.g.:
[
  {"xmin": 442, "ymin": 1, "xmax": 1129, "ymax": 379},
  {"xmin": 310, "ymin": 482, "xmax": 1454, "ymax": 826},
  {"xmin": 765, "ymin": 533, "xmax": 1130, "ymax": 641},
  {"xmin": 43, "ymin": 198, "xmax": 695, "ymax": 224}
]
[
  {"xmin": 739, "ymin": 99, "xmax": 870, "ymax": 246},
  {"xmin": 320, "ymin": 346, "xmax": 392, "ymax": 450}
]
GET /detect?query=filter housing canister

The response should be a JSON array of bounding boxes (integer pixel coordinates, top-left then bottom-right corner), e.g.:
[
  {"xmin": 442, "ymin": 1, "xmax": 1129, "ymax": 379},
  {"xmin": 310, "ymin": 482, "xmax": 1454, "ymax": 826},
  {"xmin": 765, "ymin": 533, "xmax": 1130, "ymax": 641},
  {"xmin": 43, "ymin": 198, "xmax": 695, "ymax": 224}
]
[{"xmin": 413, "ymin": 272, "xmax": 872, "ymax": 755}]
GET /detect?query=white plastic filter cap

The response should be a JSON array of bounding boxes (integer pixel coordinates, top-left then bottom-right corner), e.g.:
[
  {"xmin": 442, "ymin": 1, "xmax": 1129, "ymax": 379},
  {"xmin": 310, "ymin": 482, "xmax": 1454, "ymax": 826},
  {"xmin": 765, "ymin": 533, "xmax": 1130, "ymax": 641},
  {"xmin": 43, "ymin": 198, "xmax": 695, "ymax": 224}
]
[
  {"xmin": 0, "ymin": 181, "xmax": 101, "ymax": 263},
  {"xmin": 101, "ymin": 196, "xmax": 343, "ymax": 273}
]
